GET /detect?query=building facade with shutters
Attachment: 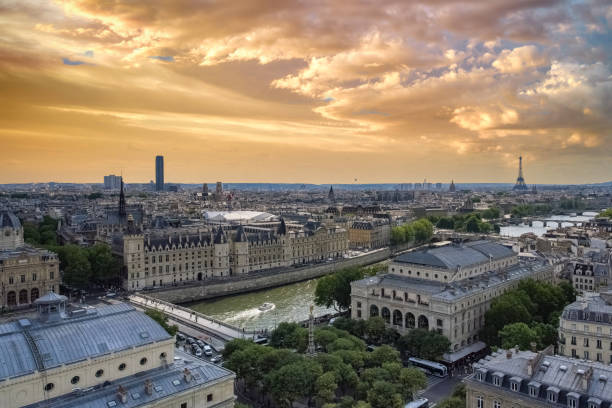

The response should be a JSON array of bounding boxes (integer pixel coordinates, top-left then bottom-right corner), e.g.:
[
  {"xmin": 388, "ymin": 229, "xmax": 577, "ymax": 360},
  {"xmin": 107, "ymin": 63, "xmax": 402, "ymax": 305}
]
[
  {"xmin": 559, "ymin": 291, "xmax": 612, "ymax": 364},
  {"xmin": 466, "ymin": 347, "xmax": 612, "ymax": 408}
]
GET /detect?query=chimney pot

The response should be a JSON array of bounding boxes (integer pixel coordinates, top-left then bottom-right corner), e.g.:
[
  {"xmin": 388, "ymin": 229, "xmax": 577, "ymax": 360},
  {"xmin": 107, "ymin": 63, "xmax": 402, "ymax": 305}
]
[
  {"xmin": 184, "ymin": 368, "xmax": 193, "ymax": 383},
  {"xmin": 506, "ymin": 350, "xmax": 513, "ymax": 359},
  {"xmin": 144, "ymin": 379, "xmax": 153, "ymax": 395}
]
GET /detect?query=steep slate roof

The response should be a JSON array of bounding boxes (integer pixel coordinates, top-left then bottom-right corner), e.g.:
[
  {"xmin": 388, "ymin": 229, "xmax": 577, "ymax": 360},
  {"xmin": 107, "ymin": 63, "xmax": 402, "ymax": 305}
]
[
  {"xmin": 0, "ymin": 303, "xmax": 171, "ymax": 380},
  {"xmin": 0, "ymin": 211, "xmax": 21, "ymax": 229}
]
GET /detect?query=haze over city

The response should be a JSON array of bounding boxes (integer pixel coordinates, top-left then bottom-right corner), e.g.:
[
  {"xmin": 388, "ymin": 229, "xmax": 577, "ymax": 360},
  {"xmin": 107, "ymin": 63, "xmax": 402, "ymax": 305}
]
[{"xmin": 1, "ymin": 0, "xmax": 611, "ymax": 183}]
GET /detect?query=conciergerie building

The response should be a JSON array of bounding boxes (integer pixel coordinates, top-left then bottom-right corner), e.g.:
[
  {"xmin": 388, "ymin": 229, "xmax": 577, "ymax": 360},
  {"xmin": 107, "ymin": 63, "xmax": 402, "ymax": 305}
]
[
  {"xmin": 350, "ymin": 240, "xmax": 553, "ymax": 362},
  {"xmin": 117, "ymin": 218, "xmax": 348, "ymax": 291},
  {"xmin": 0, "ymin": 292, "xmax": 235, "ymax": 408}
]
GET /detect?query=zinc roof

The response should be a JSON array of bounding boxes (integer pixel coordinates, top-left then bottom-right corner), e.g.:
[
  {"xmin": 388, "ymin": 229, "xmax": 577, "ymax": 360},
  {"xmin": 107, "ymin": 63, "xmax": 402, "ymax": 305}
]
[{"xmin": 0, "ymin": 303, "xmax": 171, "ymax": 380}]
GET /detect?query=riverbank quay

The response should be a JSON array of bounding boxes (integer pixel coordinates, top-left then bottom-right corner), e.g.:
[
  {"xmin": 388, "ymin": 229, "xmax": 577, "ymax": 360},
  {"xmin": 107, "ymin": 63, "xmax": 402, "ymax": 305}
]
[
  {"xmin": 139, "ymin": 244, "xmax": 414, "ymax": 304},
  {"xmin": 129, "ymin": 293, "xmax": 259, "ymax": 342}
]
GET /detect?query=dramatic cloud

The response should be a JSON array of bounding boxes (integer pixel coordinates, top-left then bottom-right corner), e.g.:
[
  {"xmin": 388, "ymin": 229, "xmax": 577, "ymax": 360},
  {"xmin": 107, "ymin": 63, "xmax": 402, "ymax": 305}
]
[{"xmin": 0, "ymin": 0, "xmax": 610, "ymax": 183}]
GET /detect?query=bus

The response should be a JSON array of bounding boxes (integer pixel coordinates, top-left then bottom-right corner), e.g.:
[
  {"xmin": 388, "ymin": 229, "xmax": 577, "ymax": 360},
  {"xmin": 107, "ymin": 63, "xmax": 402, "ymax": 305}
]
[
  {"xmin": 404, "ymin": 398, "xmax": 429, "ymax": 408},
  {"xmin": 407, "ymin": 357, "xmax": 448, "ymax": 377}
]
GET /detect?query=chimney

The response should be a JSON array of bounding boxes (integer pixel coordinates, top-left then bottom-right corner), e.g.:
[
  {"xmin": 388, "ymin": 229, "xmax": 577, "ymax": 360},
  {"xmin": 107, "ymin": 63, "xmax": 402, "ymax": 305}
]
[
  {"xmin": 506, "ymin": 350, "xmax": 513, "ymax": 359},
  {"xmin": 527, "ymin": 358, "xmax": 534, "ymax": 376},
  {"xmin": 530, "ymin": 342, "xmax": 537, "ymax": 352},
  {"xmin": 183, "ymin": 368, "xmax": 192, "ymax": 383},
  {"xmin": 117, "ymin": 385, "xmax": 128, "ymax": 404},
  {"xmin": 144, "ymin": 379, "xmax": 153, "ymax": 396},
  {"xmin": 582, "ymin": 367, "xmax": 593, "ymax": 391}
]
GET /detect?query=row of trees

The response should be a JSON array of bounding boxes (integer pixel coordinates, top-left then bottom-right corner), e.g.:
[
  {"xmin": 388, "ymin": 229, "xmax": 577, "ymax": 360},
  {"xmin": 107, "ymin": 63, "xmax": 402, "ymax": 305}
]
[
  {"xmin": 510, "ymin": 204, "xmax": 553, "ymax": 217},
  {"xmin": 600, "ymin": 208, "xmax": 612, "ymax": 218},
  {"xmin": 224, "ymin": 322, "xmax": 428, "ymax": 408},
  {"xmin": 315, "ymin": 266, "xmax": 384, "ymax": 312},
  {"xmin": 47, "ymin": 244, "xmax": 121, "ymax": 289},
  {"xmin": 480, "ymin": 279, "xmax": 576, "ymax": 350},
  {"xmin": 23, "ymin": 215, "xmax": 58, "ymax": 246},
  {"xmin": 429, "ymin": 212, "xmax": 495, "ymax": 234},
  {"xmin": 331, "ymin": 317, "xmax": 450, "ymax": 361},
  {"xmin": 391, "ymin": 218, "xmax": 434, "ymax": 245}
]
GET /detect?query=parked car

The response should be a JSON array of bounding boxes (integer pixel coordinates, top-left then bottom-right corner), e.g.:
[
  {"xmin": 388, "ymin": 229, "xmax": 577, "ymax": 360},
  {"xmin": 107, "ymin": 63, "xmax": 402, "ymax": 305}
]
[
  {"xmin": 193, "ymin": 347, "xmax": 203, "ymax": 358},
  {"xmin": 196, "ymin": 340, "xmax": 206, "ymax": 349},
  {"xmin": 176, "ymin": 333, "xmax": 186, "ymax": 342},
  {"xmin": 203, "ymin": 345, "xmax": 213, "ymax": 357},
  {"xmin": 186, "ymin": 337, "xmax": 196, "ymax": 345},
  {"xmin": 210, "ymin": 356, "xmax": 222, "ymax": 364}
]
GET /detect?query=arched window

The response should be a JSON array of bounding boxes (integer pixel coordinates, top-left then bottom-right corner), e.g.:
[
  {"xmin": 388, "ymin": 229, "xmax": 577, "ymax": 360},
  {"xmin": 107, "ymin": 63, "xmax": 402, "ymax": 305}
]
[
  {"xmin": 7, "ymin": 291, "xmax": 16, "ymax": 306},
  {"xmin": 381, "ymin": 307, "xmax": 391, "ymax": 324},
  {"xmin": 393, "ymin": 310, "xmax": 403, "ymax": 327},
  {"xmin": 31, "ymin": 288, "xmax": 40, "ymax": 302},
  {"xmin": 140, "ymin": 357, "xmax": 148, "ymax": 366},
  {"xmin": 71, "ymin": 376, "xmax": 80, "ymax": 385},
  {"xmin": 95, "ymin": 369, "xmax": 104, "ymax": 378},
  {"xmin": 19, "ymin": 289, "xmax": 28, "ymax": 305},
  {"xmin": 418, "ymin": 315, "xmax": 429, "ymax": 330},
  {"xmin": 118, "ymin": 363, "xmax": 126, "ymax": 371},
  {"xmin": 370, "ymin": 304, "xmax": 379, "ymax": 317},
  {"xmin": 405, "ymin": 312, "xmax": 415, "ymax": 328}
]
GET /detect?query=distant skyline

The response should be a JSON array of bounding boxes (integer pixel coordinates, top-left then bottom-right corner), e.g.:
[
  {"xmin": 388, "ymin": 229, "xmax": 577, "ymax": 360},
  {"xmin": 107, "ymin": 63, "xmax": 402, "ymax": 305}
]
[{"xmin": 1, "ymin": 1, "xmax": 611, "ymax": 184}]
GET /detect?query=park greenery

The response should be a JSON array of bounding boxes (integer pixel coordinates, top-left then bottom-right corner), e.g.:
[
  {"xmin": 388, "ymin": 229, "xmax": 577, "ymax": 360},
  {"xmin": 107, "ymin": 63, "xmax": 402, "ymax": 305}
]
[
  {"xmin": 315, "ymin": 266, "xmax": 384, "ymax": 312},
  {"xmin": 427, "ymin": 212, "xmax": 495, "ymax": 234},
  {"xmin": 480, "ymin": 279, "xmax": 576, "ymax": 350},
  {"xmin": 145, "ymin": 309, "xmax": 178, "ymax": 336},
  {"xmin": 599, "ymin": 208, "xmax": 612, "ymax": 218},
  {"xmin": 23, "ymin": 215, "xmax": 59, "ymax": 246},
  {"xmin": 23, "ymin": 216, "xmax": 121, "ymax": 289},
  {"xmin": 510, "ymin": 204, "xmax": 553, "ymax": 217},
  {"xmin": 224, "ymin": 321, "xmax": 428, "ymax": 408},
  {"xmin": 391, "ymin": 218, "xmax": 434, "ymax": 245}
]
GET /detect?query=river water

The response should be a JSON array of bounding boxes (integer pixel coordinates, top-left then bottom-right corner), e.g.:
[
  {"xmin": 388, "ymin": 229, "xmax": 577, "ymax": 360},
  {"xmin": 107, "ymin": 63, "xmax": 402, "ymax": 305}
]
[
  {"xmin": 499, "ymin": 212, "xmax": 599, "ymax": 237},
  {"xmin": 186, "ymin": 278, "xmax": 336, "ymax": 331}
]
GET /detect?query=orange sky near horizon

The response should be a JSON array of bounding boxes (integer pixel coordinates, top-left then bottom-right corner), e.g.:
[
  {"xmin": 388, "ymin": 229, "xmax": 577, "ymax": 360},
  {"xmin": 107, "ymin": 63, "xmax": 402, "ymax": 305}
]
[{"xmin": 0, "ymin": 0, "xmax": 611, "ymax": 184}]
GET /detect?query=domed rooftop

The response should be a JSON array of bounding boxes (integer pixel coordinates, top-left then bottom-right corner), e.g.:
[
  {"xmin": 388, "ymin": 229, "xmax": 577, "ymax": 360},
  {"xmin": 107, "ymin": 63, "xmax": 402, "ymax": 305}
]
[{"xmin": 0, "ymin": 211, "xmax": 21, "ymax": 229}]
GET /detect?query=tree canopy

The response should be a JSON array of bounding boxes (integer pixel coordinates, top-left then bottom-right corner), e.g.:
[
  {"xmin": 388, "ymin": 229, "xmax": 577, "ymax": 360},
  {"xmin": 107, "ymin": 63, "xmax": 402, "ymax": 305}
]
[
  {"xmin": 225, "ymin": 321, "xmax": 427, "ymax": 408},
  {"xmin": 315, "ymin": 266, "xmax": 365, "ymax": 311},
  {"xmin": 145, "ymin": 309, "xmax": 178, "ymax": 336},
  {"xmin": 481, "ymin": 279, "xmax": 576, "ymax": 348},
  {"xmin": 391, "ymin": 218, "xmax": 433, "ymax": 245}
]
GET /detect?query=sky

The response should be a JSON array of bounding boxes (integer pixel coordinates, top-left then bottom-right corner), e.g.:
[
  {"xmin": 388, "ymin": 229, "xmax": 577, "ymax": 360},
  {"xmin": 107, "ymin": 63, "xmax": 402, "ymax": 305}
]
[{"xmin": 0, "ymin": 0, "xmax": 611, "ymax": 184}]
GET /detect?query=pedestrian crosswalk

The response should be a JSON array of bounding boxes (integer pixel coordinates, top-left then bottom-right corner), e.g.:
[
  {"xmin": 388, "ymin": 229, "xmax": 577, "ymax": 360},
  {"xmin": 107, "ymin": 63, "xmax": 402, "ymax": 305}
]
[{"xmin": 416, "ymin": 375, "xmax": 446, "ymax": 395}]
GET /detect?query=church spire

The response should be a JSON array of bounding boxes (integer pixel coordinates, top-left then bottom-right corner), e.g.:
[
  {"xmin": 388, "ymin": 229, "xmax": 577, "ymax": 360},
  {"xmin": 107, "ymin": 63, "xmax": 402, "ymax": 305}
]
[{"xmin": 118, "ymin": 179, "xmax": 126, "ymax": 218}]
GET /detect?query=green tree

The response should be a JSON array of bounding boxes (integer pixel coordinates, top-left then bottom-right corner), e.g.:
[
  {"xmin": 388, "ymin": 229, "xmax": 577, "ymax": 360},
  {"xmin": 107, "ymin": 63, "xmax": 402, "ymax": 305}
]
[
  {"xmin": 396, "ymin": 329, "xmax": 451, "ymax": 360},
  {"xmin": 599, "ymin": 208, "xmax": 612, "ymax": 218},
  {"xmin": 398, "ymin": 367, "xmax": 427, "ymax": 400},
  {"xmin": 367, "ymin": 381, "xmax": 403, "ymax": 408},
  {"xmin": 269, "ymin": 322, "xmax": 308, "ymax": 352},
  {"xmin": 412, "ymin": 219, "xmax": 434, "ymax": 243},
  {"xmin": 87, "ymin": 243, "xmax": 119, "ymax": 284},
  {"xmin": 59, "ymin": 245, "xmax": 93, "ymax": 289},
  {"xmin": 315, "ymin": 267, "xmax": 364, "ymax": 311},
  {"xmin": 266, "ymin": 359, "xmax": 323, "ymax": 408},
  {"xmin": 365, "ymin": 317, "xmax": 386, "ymax": 344},
  {"xmin": 499, "ymin": 322, "xmax": 538, "ymax": 350},
  {"xmin": 436, "ymin": 217, "xmax": 455, "ymax": 229},
  {"xmin": 144, "ymin": 309, "xmax": 178, "ymax": 336},
  {"xmin": 316, "ymin": 371, "xmax": 338, "ymax": 405},
  {"xmin": 465, "ymin": 215, "xmax": 480, "ymax": 233},
  {"xmin": 391, "ymin": 227, "xmax": 406, "ymax": 245},
  {"xmin": 365, "ymin": 345, "xmax": 400, "ymax": 367},
  {"xmin": 481, "ymin": 207, "xmax": 501, "ymax": 219}
]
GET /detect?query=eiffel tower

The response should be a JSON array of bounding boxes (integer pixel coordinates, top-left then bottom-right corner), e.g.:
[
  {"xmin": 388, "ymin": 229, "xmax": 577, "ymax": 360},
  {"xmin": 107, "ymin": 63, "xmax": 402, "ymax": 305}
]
[{"xmin": 513, "ymin": 156, "xmax": 528, "ymax": 191}]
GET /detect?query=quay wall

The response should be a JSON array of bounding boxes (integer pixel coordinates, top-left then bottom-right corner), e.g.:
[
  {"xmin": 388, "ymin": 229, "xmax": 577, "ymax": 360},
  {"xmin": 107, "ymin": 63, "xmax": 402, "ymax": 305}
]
[{"xmin": 147, "ymin": 248, "xmax": 393, "ymax": 304}]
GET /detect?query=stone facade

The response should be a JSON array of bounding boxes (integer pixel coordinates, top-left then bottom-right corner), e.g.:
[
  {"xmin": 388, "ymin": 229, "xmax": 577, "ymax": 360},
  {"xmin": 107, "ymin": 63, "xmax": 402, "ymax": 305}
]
[
  {"xmin": 0, "ymin": 296, "xmax": 236, "ymax": 408},
  {"xmin": 0, "ymin": 211, "xmax": 60, "ymax": 309},
  {"xmin": 466, "ymin": 347, "xmax": 612, "ymax": 408},
  {"xmin": 350, "ymin": 241, "xmax": 553, "ymax": 353},
  {"xmin": 121, "ymin": 222, "xmax": 348, "ymax": 291},
  {"xmin": 348, "ymin": 220, "xmax": 391, "ymax": 249},
  {"xmin": 559, "ymin": 291, "xmax": 612, "ymax": 363}
]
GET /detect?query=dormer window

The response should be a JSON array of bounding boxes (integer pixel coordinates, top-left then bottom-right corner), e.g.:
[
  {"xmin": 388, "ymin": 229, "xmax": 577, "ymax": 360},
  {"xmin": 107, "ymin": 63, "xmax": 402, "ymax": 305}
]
[
  {"xmin": 589, "ymin": 397, "xmax": 602, "ymax": 408},
  {"xmin": 567, "ymin": 392, "xmax": 580, "ymax": 408},
  {"xmin": 528, "ymin": 382, "xmax": 541, "ymax": 398},
  {"xmin": 492, "ymin": 372, "xmax": 504, "ymax": 386},
  {"xmin": 547, "ymin": 387, "xmax": 560, "ymax": 403}
]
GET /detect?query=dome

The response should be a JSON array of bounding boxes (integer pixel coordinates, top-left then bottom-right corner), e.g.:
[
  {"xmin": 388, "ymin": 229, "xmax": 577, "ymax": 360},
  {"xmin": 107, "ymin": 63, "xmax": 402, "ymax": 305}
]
[{"xmin": 0, "ymin": 211, "xmax": 21, "ymax": 229}]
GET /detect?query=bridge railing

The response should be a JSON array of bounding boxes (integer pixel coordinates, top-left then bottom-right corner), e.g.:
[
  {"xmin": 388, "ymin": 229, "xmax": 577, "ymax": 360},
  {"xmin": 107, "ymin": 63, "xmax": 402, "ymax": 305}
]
[{"xmin": 130, "ymin": 293, "xmax": 260, "ymax": 337}]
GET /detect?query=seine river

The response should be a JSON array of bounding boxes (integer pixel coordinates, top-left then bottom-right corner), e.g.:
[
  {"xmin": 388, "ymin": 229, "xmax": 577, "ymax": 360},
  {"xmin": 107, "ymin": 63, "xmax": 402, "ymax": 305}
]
[
  {"xmin": 186, "ymin": 278, "xmax": 336, "ymax": 331},
  {"xmin": 499, "ymin": 212, "xmax": 599, "ymax": 237}
]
